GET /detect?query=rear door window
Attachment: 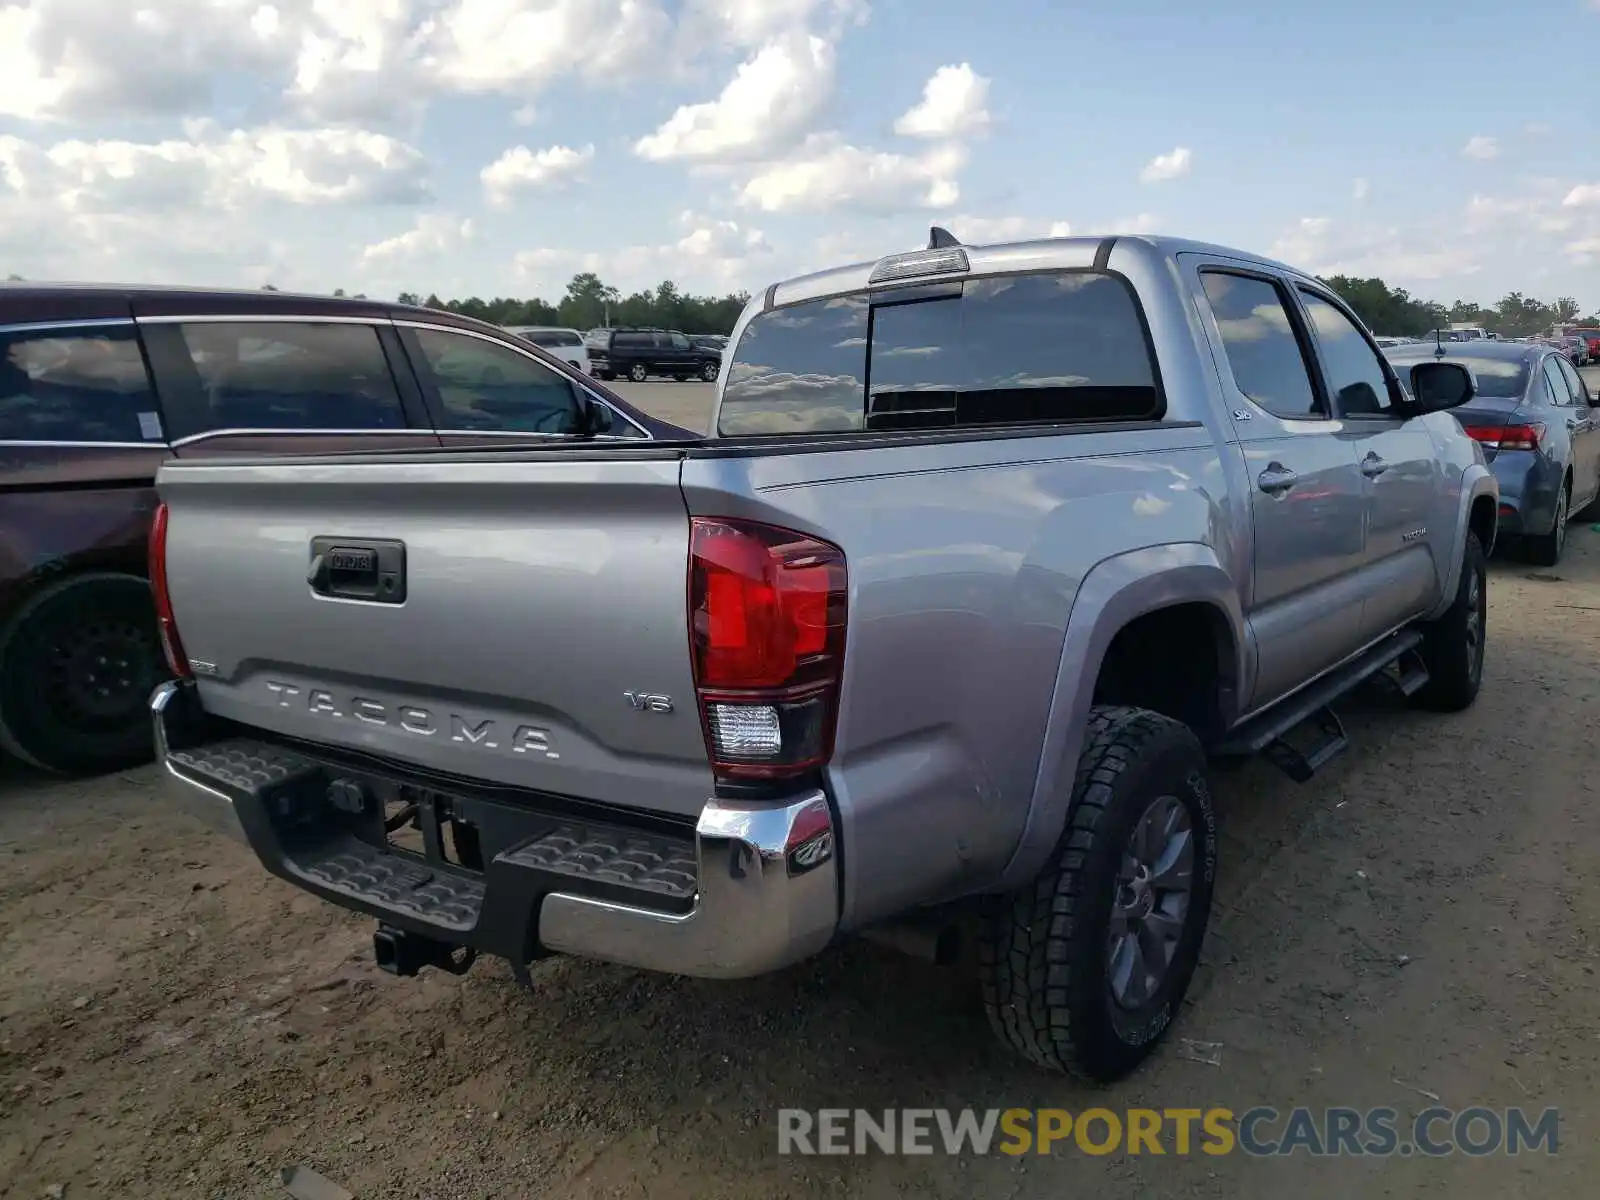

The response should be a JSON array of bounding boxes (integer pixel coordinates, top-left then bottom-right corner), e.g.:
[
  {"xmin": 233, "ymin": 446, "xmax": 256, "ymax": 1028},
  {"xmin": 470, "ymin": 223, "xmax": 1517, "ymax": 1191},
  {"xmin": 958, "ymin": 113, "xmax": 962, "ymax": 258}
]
[
  {"xmin": 1199, "ymin": 272, "xmax": 1321, "ymax": 420},
  {"xmin": 177, "ymin": 322, "xmax": 406, "ymax": 432},
  {"xmin": 0, "ymin": 325, "xmax": 162, "ymax": 443},
  {"xmin": 719, "ymin": 272, "xmax": 1161, "ymax": 436},
  {"xmin": 411, "ymin": 328, "xmax": 584, "ymax": 434}
]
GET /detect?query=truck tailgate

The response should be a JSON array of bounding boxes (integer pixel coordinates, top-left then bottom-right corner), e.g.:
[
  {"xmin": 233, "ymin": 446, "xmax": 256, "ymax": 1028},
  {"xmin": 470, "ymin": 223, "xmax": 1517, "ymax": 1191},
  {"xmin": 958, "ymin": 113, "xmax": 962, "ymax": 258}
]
[{"xmin": 157, "ymin": 451, "xmax": 714, "ymax": 818}]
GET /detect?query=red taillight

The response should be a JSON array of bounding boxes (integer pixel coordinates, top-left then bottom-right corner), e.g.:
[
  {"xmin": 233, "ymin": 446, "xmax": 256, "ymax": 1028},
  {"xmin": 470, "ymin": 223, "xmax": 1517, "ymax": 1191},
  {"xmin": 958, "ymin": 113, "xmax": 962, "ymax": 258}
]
[
  {"xmin": 148, "ymin": 502, "xmax": 191, "ymax": 679},
  {"xmin": 688, "ymin": 517, "xmax": 847, "ymax": 781},
  {"xmin": 1463, "ymin": 422, "xmax": 1543, "ymax": 452}
]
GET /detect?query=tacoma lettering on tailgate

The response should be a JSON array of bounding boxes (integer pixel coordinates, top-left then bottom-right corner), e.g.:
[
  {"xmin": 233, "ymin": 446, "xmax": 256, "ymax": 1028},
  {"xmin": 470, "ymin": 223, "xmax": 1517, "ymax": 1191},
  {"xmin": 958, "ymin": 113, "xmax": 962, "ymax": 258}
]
[{"xmin": 264, "ymin": 681, "xmax": 560, "ymax": 759}]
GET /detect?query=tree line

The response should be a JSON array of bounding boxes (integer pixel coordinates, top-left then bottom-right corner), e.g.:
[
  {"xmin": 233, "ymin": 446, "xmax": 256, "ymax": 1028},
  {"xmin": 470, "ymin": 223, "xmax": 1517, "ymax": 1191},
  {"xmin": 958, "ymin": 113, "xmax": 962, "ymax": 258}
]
[
  {"xmin": 394, "ymin": 272, "xmax": 1597, "ymax": 340},
  {"xmin": 397, "ymin": 273, "xmax": 749, "ymax": 336},
  {"xmin": 8, "ymin": 269, "xmax": 1595, "ymax": 339},
  {"xmin": 1319, "ymin": 276, "xmax": 1598, "ymax": 338}
]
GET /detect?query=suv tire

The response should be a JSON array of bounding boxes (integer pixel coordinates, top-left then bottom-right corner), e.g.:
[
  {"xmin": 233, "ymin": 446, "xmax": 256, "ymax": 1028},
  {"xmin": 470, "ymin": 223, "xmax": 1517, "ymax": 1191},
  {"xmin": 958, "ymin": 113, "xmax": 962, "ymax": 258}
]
[
  {"xmin": 1411, "ymin": 530, "xmax": 1487, "ymax": 712},
  {"xmin": 1524, "ymin": 480, "xmax": 1568, "ymax": 567},
  {"xmin": 0, "ymin": 573, "xmax": 167, "ymax": 774},
  {"xmin": 978, "ymin": 705, "xmax": 1217, "ymax": 1081},
  {"xmin": 628, "ymin": 363, "xmax": 649, "ymax": 383},
  {"xmin": 699, "ymin": 361, "xmax": 718, "ymax": 382}
]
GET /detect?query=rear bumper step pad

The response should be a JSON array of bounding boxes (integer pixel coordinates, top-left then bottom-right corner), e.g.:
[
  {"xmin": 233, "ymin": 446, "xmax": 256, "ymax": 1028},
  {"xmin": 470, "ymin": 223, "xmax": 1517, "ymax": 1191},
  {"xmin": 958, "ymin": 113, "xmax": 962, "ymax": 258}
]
[{"xmin": 153, "ymin": 680, "xmax": 839, "ymax": 980}]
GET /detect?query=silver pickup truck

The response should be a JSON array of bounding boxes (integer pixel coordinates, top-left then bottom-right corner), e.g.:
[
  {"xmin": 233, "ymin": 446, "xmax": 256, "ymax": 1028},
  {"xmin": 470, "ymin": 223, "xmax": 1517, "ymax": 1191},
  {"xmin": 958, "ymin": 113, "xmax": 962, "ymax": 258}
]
[{"xmin": 152, "ymin": 233, "xmax": 1498, "ymax": 1081}]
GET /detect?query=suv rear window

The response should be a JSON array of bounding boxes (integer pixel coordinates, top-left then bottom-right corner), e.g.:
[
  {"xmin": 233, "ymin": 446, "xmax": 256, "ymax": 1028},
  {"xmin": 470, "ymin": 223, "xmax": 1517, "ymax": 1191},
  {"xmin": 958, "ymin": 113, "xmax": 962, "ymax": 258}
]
[
  {"xmin": 522, "ymin": 330, "xmax": 583, "ymax": 348},
  {"xmin": 718, "ymin": 272, "xmax": 1161, "ymax": 436}
]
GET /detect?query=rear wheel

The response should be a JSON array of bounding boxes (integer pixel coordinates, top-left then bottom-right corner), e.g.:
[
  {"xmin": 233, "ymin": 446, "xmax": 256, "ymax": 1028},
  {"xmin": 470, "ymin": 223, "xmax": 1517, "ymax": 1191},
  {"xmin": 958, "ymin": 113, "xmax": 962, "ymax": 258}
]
[
  {"xmin": 628, "ymin": 363, "xmax": 649, "ymax": 383},
  {"xmin": 978, "ymin": 706, "xmax": 1216, "ymax": 1080},
  {"xmin": 1524, "ymin": 480, "xmax": 1569, "ymax": 567},
  {"xmin": 0, "ymin": 573, "xmax": 167, "ymax": 774},
  {"xmin": 1412, "ymin": 530, "xmax": 1486, "ymax": 712}
]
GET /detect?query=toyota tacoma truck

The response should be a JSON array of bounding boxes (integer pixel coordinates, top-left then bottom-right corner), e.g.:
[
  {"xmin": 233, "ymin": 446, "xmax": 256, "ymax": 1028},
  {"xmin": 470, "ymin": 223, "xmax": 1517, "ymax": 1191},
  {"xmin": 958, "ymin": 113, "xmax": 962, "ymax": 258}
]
[{"xmin": 151, "ymin": 232, "xmax": 1498, "ymax": 1081}]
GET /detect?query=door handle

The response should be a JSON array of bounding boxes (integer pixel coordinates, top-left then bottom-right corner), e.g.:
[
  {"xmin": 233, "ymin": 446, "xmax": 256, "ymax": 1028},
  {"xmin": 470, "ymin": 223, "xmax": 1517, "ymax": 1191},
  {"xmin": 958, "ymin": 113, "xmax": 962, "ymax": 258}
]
[
  {"xmin": 1360, "ymin": 453, "xmax": 1390, "ymax": 477},
  {"xmin": 1257, "ymin": 463, "xmax": 1298, "ymax": 495}
]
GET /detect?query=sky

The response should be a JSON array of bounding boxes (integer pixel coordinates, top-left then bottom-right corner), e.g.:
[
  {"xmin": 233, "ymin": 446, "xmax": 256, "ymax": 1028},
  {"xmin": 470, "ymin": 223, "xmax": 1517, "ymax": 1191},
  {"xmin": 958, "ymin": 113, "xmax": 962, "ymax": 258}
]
[{"xmin": 1, "ymin": 0, "xmax": 1598, "ymax": 312}]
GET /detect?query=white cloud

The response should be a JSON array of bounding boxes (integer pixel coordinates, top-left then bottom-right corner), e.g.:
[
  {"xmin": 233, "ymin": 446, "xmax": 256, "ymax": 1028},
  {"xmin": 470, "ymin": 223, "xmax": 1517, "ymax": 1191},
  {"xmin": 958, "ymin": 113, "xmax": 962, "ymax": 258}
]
[
  {"xmin": 893, "ymin": 63, "xmax": 991, "ymax": 140},
  {"xmin": 0, "ymin": 122, "xmax": 430, "ymax": 212},
  {"xmin": 1462, "ymin": 136, "xmax": 1500, "ymax": 160},
  {"xmin": 362, "ymin": 212, "xmax": 475, "ymax": 262},
  {"xmin": 512, "ymin": 213, "xmax": 772, "ymax": 294},
  {"xmin": 481, "ymin": 143, "xmax": 594, "ymax": 205},
  {"xmin": 679, "ymin": 0, "xmax": 867, "ymax": 49},
  {"xmin": 1109, "ymin": 213, "xmax": 1161, "ymax": 234},
  {"xmin": 932, "ymin": 214, "xmax": 1071, "ymax": 243},
  {"xmin": 0, "ymin": 0, "xmax": 297, "ymax": 121},
  {"xmin": 1139, "ymin": 147, "xmax": 1191, "ymax": 184},
  {"xmin": 1564, "ymin": 184, "xmax": 1600, "ymax": 208},
  {"xmin": 1353, "ymin": 177, "xmax": 1370, "ymax": 202},
  {"xmin": 634, "ymin": 35, "xmax": 833, "ymax": 163},
  {"xmin": 737, "ymin": 134, "xmax": 964, "ymax": 214},
  {"xmin": 1270, "ymin": 216, "xmax": 1479, "ymax": 282}
]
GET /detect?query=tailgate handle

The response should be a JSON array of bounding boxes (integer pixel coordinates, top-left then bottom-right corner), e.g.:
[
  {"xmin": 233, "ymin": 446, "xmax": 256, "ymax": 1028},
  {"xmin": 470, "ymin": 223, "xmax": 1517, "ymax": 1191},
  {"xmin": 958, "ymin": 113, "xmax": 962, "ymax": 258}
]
[{"xmin": 309, "ymin": 537, "xmax": 407, "ymax": 604}]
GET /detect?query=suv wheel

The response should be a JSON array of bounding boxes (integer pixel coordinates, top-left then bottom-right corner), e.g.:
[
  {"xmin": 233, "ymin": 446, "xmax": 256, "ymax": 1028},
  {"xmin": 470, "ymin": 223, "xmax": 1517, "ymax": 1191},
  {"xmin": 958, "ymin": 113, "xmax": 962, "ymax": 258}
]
[
  {"xmin": 1525, "ymin": 480, "xmax": 1568, "ymax": 567},
  {"xmin": 628, "ymin": 363, "xmax": 649, "ymax": 383},
  {"xmin": 1412, "ymin": 530, "xmax": 1487, "ymax": 712},
  {"xmin": 978, "ymin": 705, "xmax": 1217, "ymax": 1081},
  {"xmin": 699, "ymin": 361, "xmax": 718, "ymax": 382},
  {"xmin": 0, "ymin": 573, "xmax": 167, "ymax": 774}
]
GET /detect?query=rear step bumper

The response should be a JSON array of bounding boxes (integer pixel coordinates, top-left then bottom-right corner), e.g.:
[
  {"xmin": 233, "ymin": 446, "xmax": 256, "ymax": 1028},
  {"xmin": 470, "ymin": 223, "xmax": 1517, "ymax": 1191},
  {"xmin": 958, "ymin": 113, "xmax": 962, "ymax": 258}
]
[{"xmin": 151, "ymin": 680, "xmax": 839, "ymax": 980}]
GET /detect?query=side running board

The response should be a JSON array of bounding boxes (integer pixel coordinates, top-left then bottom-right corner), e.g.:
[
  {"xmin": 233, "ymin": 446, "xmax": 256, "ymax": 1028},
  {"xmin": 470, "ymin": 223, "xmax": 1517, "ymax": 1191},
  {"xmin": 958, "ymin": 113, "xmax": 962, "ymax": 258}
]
[{"xmin": 1215, "ymin": 630, "xmax": 1427, "ymax": 782}]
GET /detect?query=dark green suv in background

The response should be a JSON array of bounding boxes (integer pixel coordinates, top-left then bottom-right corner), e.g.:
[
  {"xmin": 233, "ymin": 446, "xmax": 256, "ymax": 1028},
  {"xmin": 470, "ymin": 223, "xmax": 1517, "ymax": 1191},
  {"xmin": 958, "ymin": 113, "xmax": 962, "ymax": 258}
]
[{"xmin": 585, "ymin": 327, "xmax": 722, "ymax": 383}]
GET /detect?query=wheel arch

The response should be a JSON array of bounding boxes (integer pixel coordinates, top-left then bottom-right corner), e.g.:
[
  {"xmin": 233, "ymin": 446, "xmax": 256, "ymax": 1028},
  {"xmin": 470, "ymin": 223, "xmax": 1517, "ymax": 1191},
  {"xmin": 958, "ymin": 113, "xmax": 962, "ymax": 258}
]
[{"xmin": 992, "ymin": 544, "xmax": 1248, "ymax": 892}]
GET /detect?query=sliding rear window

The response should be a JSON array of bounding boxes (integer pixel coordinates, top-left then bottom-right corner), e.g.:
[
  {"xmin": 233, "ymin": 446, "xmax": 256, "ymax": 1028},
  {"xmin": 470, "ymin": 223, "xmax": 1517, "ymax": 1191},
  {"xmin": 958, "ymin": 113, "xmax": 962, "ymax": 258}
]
[{"xmin": 718, "ymin": 271, "xmax": 1162, "ymax": 436}]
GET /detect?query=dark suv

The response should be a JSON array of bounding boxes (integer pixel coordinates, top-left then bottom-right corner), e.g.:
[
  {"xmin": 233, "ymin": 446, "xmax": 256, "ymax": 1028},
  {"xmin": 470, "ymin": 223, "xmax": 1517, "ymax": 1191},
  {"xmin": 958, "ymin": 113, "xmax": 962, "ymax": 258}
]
[
  {"xmin": 586, "ymin": 328, "xmax": 721, "ymax": 383},
  {"xmin": 0, "ymin": 283, "xmax": 689, "ymax": 774}
]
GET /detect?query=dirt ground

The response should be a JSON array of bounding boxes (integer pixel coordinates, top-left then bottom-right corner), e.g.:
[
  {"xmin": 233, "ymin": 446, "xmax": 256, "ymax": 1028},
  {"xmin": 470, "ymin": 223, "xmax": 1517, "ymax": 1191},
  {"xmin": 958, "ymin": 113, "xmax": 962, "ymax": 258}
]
[{"xmin": 3, "ymin": 383, "xmax": 1599, "ymax": 1198}]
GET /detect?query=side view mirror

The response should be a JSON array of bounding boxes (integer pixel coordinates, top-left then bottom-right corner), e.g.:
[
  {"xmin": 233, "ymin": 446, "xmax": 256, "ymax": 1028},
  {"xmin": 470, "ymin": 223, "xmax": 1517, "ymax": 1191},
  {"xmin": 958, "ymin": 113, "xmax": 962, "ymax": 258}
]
[{"xmin": 1409, "ymin": 361, "xmax": 1476, "ymax": 412}]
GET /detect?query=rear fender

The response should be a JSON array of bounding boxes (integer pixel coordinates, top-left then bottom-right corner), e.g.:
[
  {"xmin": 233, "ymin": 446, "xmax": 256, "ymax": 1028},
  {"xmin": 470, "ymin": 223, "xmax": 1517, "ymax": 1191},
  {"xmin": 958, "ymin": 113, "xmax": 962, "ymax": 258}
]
[{"xmin": 992, "ymin": 544, "xmax": 1249, "ymax": 892}]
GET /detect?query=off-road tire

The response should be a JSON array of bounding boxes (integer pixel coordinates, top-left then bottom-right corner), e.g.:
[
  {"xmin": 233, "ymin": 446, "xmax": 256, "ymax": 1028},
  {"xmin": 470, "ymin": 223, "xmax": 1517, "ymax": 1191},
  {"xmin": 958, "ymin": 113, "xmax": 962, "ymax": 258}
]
[
  {"xmin": 0, "ymin": 573, "xmax": 166, "ymax": 774},
  {"xmin": 1411, "ymin": 530, "xmax": 1487, "ymax": 713},
  {"xmin": 1524, "ymin": 479, "xmax": 1569, "ymax": 567},
  {"xmin": 977, "ymin": 705, "xmax": 1217, "ymax": 1081}
]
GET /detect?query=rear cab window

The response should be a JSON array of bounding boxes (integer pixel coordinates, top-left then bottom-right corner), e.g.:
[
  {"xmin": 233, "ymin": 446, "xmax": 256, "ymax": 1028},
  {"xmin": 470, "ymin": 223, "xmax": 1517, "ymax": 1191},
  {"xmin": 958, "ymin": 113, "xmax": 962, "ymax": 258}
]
[
  {"xmin": 718, "ymin": 272, "xmax": 1162, "ymax": 436},
  {"xmin": 0, "ymin": 325, "xmax": 163, "ymax": 444}
]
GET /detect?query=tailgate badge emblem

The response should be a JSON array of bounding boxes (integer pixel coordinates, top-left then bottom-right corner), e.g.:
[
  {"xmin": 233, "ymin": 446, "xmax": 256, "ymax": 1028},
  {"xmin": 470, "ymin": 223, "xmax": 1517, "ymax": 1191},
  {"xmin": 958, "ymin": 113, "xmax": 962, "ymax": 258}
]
[{"xmin": 624, "ymin": 691, "xmax": 674, "ymax": 714}]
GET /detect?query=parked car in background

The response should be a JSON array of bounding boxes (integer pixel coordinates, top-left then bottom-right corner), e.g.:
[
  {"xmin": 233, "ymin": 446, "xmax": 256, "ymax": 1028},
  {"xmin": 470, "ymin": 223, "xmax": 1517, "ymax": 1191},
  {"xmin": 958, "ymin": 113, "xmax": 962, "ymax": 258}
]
[
  {"xmin": 1387, "ymin": 339, "xmax": 1600, "ymax": 565},
  {"xmin": 505, "ymin": 326, "xmax": 590, "ymax": 374},
  {"xmin": 690, "ymin": 333, "xmax": 728, "ymax": 354},
  {"xmin": 1574, "ymin": 329, "xmax": 1600, "ymax": 361},
  {"xmin": 1554, "ymin": 333, "xmax": 1590, "ymax": 367},
  {"xmin": 152, "ymin": 232, "xmax": 1497, "ymax": 1082},
  {"xmin": 0, "ymin": 284, "xmax": 687, "ymax": 774},
  {"xmin": 587, "ymin": 328, "xmax": 721, "ymax": 382}
]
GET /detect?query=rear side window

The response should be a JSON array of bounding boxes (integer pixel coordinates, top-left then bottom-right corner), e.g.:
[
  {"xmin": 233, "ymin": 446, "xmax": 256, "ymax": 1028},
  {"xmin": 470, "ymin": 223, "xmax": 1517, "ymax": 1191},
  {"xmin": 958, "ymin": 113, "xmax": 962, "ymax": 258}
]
[
  {"xmin": 720, "ymin": 296, "xmax": 868, "ymax": 435},
  {"xmin": 718, "ymin": 272, "xmax": 1161, "ymax": 436},
  {"xmin": 412, "ymin": 328, "xmax": 583, "ymax": 434},
  {"xmin": 1200, "ymin": 272, "xmax": 1320, "ymax": 419},
  {"xmin": 178, "ymin": 322, "xmax": 406, "ymax": 432},
  {"xmin": 522, "ymin": 330, "xmax": 582, "ymax": 348},
  {"xmin": 615, "ymin": 332, "xmax": 651, "ymax": 349},
  {"xmin": 0, "ymin": 325, "xmax": 161, "ymax": 443}
]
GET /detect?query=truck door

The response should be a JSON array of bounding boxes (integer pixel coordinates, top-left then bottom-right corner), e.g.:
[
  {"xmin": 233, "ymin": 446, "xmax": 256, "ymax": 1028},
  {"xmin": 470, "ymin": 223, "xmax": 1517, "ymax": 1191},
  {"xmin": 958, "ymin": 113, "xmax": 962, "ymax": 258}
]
[
  {"xmin": 1292, "ymin": 286, "xmax": 1440, "ymax": 643},
  {"xmin": 1187, "ymin": 262, "xmax": 1367, "ymax": 711}
]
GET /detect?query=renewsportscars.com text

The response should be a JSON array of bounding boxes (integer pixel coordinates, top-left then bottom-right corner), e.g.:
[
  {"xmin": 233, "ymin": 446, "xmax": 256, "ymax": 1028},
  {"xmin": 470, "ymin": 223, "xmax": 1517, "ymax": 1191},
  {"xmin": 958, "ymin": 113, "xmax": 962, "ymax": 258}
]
[{"xmin": 777, "ymin": 1106, "xmax": 1560, "ymax": 1158}]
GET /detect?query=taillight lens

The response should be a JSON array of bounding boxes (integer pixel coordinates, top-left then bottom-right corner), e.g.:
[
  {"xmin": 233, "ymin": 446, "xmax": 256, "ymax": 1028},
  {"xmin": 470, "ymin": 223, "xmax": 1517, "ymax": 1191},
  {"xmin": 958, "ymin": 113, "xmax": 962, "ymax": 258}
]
[
  {"xmin": 148, "ymin": 502, "xmax": 191, "ymax": 679},
  {"xmin": 1462, "ymin": 422, "xmax": 1544, "ymax": 452},
  {"xmin": 688, "ymin": 517, "xmax": 847, "ymax": 781}
]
